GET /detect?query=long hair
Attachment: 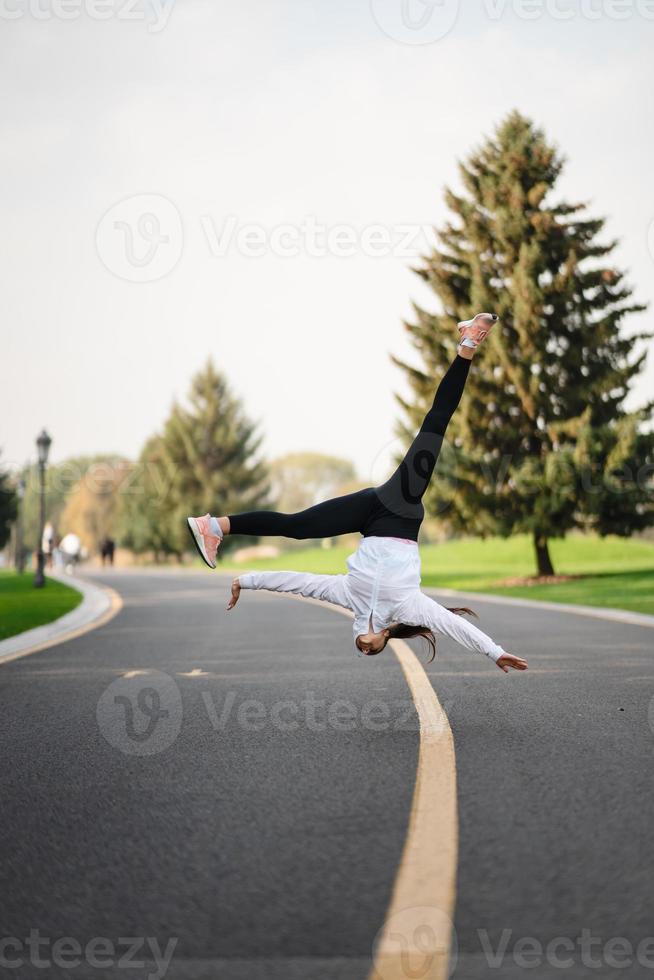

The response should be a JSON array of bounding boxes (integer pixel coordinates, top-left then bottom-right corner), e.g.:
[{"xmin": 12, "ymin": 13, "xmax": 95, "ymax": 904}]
[{"xmin": 386, "ymin": 608, "xmax": 476, "ymax": 663}]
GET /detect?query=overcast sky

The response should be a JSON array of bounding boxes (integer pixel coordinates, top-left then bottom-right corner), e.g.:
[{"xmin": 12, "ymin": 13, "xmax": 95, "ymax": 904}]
[{"xmin": 2, "ymin": 0, "xmax": 653, "ymax": 484}]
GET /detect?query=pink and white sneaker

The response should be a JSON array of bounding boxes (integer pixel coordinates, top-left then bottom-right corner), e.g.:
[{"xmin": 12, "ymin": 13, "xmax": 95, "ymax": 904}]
[
  {"xmin": 187, "ymin": 513, "xmax": 222, "ymax": 569},
  {"xmin": 457, "ymin": 312, "xmax": 498, "ymax": 354}
]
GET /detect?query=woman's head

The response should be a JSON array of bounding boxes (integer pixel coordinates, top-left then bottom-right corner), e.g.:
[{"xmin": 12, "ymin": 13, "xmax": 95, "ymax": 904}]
[
  {"xmin": 355, "ymin": 608, "xmax": 475, "ymax": 662},
  {"xmin": 355, "ymin": 623, "xmax": 436, "ymax": 660}
]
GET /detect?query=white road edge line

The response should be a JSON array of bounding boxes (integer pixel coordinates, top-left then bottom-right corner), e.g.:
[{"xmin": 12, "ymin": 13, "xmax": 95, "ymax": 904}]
[
  {"xmin": 0, "ymin": 572, "xmax": 123, "ymax": 666},
  {"xmin": 433, "ymin": 587, "xmax": 654, "ymax": 629}
]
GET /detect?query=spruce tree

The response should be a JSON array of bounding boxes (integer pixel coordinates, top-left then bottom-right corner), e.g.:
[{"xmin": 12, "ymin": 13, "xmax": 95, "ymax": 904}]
[
  {"xmin": 119, "ymin": 362, "xmax": 269, "ymax": 559},
  {"xmin": 395, "ymin": 111, "xmax": 653, "ymax": 575}
]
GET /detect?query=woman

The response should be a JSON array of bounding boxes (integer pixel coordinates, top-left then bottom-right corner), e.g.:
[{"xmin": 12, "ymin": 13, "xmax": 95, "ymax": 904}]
[{"xmin": 188, "ymin": 314, "xmax": 527, "ymax": 674}]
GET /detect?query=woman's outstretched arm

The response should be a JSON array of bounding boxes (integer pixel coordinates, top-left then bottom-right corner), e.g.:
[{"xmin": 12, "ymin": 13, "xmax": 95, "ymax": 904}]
[
  {"xmin": 228, "ymin": 571, "xmax": 350, "ymax": 611},
  {"xmin": 396, "ymin": 592, "xmax": 528, "ymax": 671}
]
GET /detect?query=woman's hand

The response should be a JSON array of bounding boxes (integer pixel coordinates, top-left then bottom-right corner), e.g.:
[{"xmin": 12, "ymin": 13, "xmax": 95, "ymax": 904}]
[
  {"xmin": 496, "ymin": 653, "xmax": 528, "ymax": 673},
  {"xmin": 227, "ymin": 578, "xmax": 241, "ymax": 610}
]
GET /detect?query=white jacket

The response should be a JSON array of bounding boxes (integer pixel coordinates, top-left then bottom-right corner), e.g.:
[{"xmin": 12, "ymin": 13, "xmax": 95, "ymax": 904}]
[{"xmin": 239, "ymin": 536, "xmax": 506, "ymax": 662}]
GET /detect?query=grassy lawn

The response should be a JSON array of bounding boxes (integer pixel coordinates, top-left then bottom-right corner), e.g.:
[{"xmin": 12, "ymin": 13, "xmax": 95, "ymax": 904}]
[
  {"xmin": 0, "ymin": 571, "xmax": 82, "ymax": 641},
  {"xmin": 221, "ymin": 534, "xmax": 654, "ymax": 617}
]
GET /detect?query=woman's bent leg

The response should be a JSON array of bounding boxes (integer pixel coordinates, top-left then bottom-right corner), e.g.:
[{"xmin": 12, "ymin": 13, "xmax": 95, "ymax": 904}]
[{"xmin": 228, "ymin": 488, "xmax": 376, "ymax": 540}]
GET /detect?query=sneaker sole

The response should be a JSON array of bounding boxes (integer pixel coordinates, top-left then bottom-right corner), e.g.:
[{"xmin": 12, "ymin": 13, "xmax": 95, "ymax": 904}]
[
  {"xmin": 457, "ymin": 314, "xmax": 498, "ymax": 331},
  {"xmin": 186, "ymin": 517, "xmax": 217, "ymax": 570}
]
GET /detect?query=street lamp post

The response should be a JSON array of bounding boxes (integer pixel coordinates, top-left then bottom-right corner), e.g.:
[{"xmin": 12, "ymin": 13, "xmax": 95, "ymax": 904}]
[
  {"xmin": 15, "ymin": 476, "xmax": 26, "ymax": 574},
  {"xmin": 34, "ymin": 429, "xmax": 52, "ymax": 589}
]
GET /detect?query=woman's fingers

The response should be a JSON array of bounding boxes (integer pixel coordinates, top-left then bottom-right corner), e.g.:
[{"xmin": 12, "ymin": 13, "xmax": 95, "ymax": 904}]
[
  {"xmin": 227, "ymin": 580, "xmax": 241, "ymax": 610},
  {"xmin": 496, "ymin": 654, "xmax": 528, "ymax": 672}
]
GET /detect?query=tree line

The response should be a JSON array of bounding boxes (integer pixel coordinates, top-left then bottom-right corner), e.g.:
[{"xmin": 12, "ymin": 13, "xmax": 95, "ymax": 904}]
[{"xmin": 1, "ymin": 111, "xmax": 652, "ymax": 575}]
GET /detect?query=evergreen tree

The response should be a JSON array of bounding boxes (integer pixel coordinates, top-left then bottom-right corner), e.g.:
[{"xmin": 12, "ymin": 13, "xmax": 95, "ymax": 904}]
[
  {"xmin": 116, "ymin": 441, "xmax": 179, "ymax": 562},
  {"xmin": 395, "ymin": 111, "xmax": 653, "ymax": 575},
  {"xmin": 119, "ymin": 362, "xmax": 269, "ymax": 559},
  {"xmin": 0, "ymin": 453, "xmax": 18, "ymax": 550}
]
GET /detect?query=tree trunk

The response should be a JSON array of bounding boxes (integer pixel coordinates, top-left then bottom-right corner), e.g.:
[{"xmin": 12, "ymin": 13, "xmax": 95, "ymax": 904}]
[{"xmin": 534, "ymin": 534, "xmax": 555, "ymax": 577}]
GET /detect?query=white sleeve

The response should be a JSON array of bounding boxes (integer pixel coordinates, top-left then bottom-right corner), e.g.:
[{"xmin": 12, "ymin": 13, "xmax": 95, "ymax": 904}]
[
  {"xmin": 238, "ymin": 571, "xmax": 350, "ymax": 609},
  {"xmin": 398, "ymin": 592, "xmax": 506, "ymax": 662}
]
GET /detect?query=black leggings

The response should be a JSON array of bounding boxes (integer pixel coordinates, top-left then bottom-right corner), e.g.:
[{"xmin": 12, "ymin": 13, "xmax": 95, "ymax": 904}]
[{"xmin": 229, "ymin": 354, "xmax": 470, "ymax": 542}]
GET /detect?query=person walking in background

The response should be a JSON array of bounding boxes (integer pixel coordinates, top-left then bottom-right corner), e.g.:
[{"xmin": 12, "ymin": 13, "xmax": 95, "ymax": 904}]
[
  {"xmin": 187, "ymin": 314, "xmax": 528, "ymax": 674},
  {"xmin": 100, "ymin": 536, "xmax": 115, "ymax": 567},
  {"xmin": 59, "ymin": 532, "xmax": 81, "ymax": 574},
  {"xmin": 42, "ymin": 521, "xmax": 55, "ymax": 569}
]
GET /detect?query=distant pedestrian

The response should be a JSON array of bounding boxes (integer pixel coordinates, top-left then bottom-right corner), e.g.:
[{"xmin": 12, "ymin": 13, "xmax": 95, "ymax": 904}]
[
  {"xmin": 100, "ymin": 536, "xmax": 116, "ymax": 566},
  {"xmin": 187, "ymin": 314, "xmax": 527, "ymax": 673},
  {"xmin": 42, "ymin": 521, "xmax": 55, "ymax": 569},
  {"xmin": 59, "ymin": 532, "xmax": 81, "ymax": 574}
]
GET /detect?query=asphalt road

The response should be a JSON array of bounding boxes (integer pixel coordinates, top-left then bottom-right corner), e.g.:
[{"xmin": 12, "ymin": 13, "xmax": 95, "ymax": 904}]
[
  {"xmin": 0, "ymin": 570, "xmax": 418, "ymax": 980},
  {"xmin": 425, "ymin": 587, "xmax": 654, "ymax": 979},
  {"xmin": 1, "ymin": 569, "xmax": 653, "ymax": 980}
]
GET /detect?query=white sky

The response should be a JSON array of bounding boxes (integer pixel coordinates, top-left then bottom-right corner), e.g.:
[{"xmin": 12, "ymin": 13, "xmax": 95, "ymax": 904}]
[{"xmin": 2, "ymin": 0, "xmax": 653, "ymax": 486}]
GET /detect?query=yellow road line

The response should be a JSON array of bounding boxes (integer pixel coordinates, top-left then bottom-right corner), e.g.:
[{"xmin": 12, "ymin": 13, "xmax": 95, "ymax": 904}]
[
  {"xmin": 0, "ymin": 585, "xmax": 123, "ymax": 666},
  {"xmin": 369, "ymin": 638, "xmax": 458, "ymax": 980},
  {"xmin": 270, "ymin": 591, "xmax": 459, "ymax": 979}
]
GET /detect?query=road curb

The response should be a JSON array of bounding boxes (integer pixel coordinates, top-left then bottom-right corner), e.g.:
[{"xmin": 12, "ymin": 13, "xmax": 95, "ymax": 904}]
[
  {"xmin": 0, "ymin": 572, "xmax": 123, "ymax": 666},
  {"xmin": 431, "ymin": 587, "xmax": 654, "ymax": 630}
]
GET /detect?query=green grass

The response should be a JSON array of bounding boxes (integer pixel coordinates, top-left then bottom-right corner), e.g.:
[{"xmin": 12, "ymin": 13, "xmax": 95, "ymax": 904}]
[
  {"xmin": 221, "ymin": 534, "xmax": 654, "ymax": 617},
  {"xmin": 0, "ymin": 571, "xmax": 82, "ymax": 641}
]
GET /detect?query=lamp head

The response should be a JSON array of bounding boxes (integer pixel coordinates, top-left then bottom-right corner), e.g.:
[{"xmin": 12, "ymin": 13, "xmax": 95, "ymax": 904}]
[{"xmin": 36, "ymin": 429, "xmax": 52, "ymax": 466}]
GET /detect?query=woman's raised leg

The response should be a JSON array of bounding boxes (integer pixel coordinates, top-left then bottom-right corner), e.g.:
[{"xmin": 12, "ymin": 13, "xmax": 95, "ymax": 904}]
[{"xmin": 371, "ymin": 353, "xmax": 471, "ymax": 528}]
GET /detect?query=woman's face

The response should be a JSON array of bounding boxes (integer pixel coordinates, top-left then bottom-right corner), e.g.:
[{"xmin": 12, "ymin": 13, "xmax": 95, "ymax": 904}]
[{"xmin": 355, "ymin": 629, "xmax": 390, "ymax": 656}]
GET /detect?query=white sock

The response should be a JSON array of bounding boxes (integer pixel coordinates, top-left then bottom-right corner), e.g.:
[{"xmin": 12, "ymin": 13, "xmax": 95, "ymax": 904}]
[{"xmin": 209, "ymin": 517, "xmax": 223, "ymax": 538}]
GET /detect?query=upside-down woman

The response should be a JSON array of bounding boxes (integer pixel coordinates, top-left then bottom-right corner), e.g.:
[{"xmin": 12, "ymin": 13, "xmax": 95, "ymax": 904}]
[{"xmin": 187, "ymin": 314, "xmax": 527, "ymax": 674}]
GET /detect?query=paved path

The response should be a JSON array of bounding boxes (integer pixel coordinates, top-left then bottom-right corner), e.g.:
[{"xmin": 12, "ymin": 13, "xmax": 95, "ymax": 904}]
[
  {"xmin": 425, "ymin": 587, "xmax": 654, "ymax": 979},
  {"xmin": 0, "ymin": 570, "xmax": 418, "ymax": 980},
  {"xmin": 1, "ymin": 569, "xmax": 653, "ymax": 979}
]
